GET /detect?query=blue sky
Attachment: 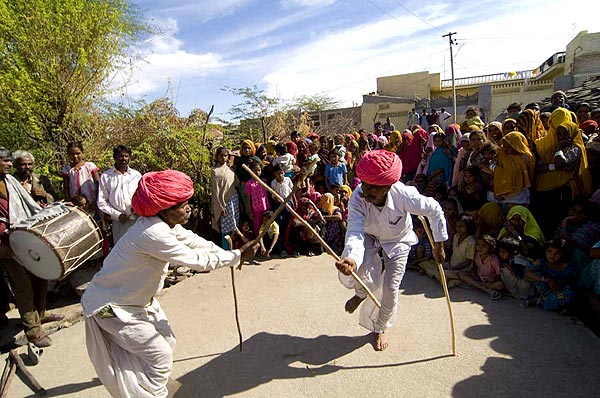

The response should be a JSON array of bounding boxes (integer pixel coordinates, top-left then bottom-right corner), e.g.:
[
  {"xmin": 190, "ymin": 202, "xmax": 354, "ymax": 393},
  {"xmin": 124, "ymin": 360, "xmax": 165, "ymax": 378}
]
[{"xmin": 114, "ymin": 0, "xmax": 600, "ymax": 120}]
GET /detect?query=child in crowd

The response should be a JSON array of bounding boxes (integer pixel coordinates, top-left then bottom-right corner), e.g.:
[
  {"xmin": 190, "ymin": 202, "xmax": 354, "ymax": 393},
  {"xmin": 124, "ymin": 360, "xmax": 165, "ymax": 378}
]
[
  {"xmin": 324, "ymin": 149, "xmax": 348, "ymax": 192},
  {"xmin": 232, "ymin": 220, "xmax": 254, "ymax": 250},
  {"xmin": 426, "ymin": 133, "xmax": 454, "ymax": 187},
  {"xmin": 479, "ymin": 142, "xmax": 499, "ymax": 202},
  {"xmin": 442, "ymin": 197, "xmax": 462, "ymax": 259},
  {"xmin": 258, "ymin": 211, "xmax": 284, "ymax": 258},
  {"xmin": 448, "ymin": 213, "xmax": 477, "ymax": 271},
  {"xmin": 408, "ymin": 217, "xmax": 433, "ymax": 271},
  {"xmin": 71, "ymin": 193, "xmax": 91, "ymax": 214},
  {"xmin": 317, "ymin": 193, "xmax": 345, "ymax": 255},
  {"xmin": 458, "ymin": 235, "xmax": 503, "ymax": 300},
  {"xmin": 457, "ymin": 165, "xmax": 487, "ymax": 211},
  {"xmin": 525, "ymin": 238, "xmax": 577, "ymax": 311},
  {"xmin": 333, "ymin": 134, "xmax": 347, "ymax": 162},
  {"xmin": 273, "ymin": 143, "xmax": 296, "ymax": 178},
  {"xmin": 244, "ymin": 162, "xmax": 271, "ymax": 234},
  {"xmin": 555, "ymin": 199, "xmax": 600, "ymax": 272},
  {"xmin": 497, "ymin": 236, "xmax": 533, "ymax": 300},
  {"xmin": 452, "ymin": 133, "xmax": 471, "ymax": 186},
  {"xmin": 61, "ymin": 141, "xmax": 100, "ymax": 208},
  {"xmin": 270, "ymin": 164, "xmax": 294, "ymax": 233}
]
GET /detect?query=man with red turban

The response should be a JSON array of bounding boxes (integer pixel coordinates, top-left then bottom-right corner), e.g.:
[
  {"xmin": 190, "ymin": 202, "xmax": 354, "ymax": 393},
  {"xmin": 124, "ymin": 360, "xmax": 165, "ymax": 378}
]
[
  {"xmin": 82, "ymin": 170, "xmax": 257, "ymax": 398},
  {"xmin": 335, "ymin": 150, "xmax": 447, "ymax": 351}
]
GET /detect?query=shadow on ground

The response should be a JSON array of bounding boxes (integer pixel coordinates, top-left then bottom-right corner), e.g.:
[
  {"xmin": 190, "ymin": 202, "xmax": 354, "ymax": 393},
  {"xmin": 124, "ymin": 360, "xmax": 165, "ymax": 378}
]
[
  {"xmin": 177, "ymin": 332, "xmax": 370, "ymax": 398},
  {"xmin": 400, "ymin": 271, "xmax": 600, "ymax": 397}
]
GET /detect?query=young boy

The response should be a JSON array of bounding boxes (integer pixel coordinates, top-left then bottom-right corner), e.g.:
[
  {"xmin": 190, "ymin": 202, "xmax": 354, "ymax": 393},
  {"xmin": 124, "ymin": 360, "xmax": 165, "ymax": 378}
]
[
  {"xmin": 232, "ymin": 220, "xmax": 254, "ymax": 250},
  {"xmin": 270, "ymin": 165, "xmax": 294, "ymax": 233},
  {"xmin": 324, "ymin": 149, "xmax": 348, "ymax": 192},
  {"xmin": 258, "ymin": 210, "xmax": 284, "ymax": 258},
  {"xmin": 498, "ymin": 236, "xmax": 533, "ymax": 299}
]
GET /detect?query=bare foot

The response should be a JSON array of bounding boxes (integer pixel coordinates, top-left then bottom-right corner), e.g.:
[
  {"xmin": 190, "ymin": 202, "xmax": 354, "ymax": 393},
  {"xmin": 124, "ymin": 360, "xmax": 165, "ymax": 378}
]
[
  {"xmin": 374, "ymin": 332, "xmax": 389, "ymax": 351},
  {"xmin": 345, "ymin": 295, "xmax": 366, "ymax": 313}
]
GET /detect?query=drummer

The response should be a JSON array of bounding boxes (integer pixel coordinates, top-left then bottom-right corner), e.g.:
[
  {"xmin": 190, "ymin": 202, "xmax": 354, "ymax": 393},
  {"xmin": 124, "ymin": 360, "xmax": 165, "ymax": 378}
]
[
  {"xmin": 82, "ymin": 169, "xmax": 259, "ymax": 398},
  {"xmin": 0, "ymin": 147, "xmax": 62, "ymax": 347}
]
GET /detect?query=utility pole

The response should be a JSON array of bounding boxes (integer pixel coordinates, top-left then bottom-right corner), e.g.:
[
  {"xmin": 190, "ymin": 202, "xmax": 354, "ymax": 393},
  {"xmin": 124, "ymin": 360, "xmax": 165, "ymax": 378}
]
[{"xmin": 443, "ymin": 32, "xmax": 457, "ymax": 124}]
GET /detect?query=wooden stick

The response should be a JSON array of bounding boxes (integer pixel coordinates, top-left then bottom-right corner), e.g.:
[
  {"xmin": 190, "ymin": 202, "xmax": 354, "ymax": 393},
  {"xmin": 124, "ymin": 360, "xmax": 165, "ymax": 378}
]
[
  {"xmin": 417, "ymin": 215, "xmax": 457, "ymax": 356},
  {"xmin": 0, "ymin": 357, "xmax": 16, "ymax": 398},
  {"xmin": 243, "ymin": 164, "xmax": 382, "ymax": 309},
  {"xmin": 225, "ymin": 235, "xmax": 244, "ymax": 352}
]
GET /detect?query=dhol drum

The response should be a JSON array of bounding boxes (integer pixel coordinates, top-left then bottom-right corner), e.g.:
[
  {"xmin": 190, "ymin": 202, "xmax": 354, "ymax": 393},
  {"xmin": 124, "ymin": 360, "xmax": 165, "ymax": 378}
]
[{"xmin": 9, "ymin": 203, "xmax": 103, "ymax": 280}]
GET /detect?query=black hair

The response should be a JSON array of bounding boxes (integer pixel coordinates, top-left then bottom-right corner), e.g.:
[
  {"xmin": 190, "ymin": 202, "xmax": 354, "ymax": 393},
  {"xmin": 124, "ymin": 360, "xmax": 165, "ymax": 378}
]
[
  {"xmin": 273, "ymin": 164, "xmax": 285, "ymax": 173},
  {"xmin": 262, "ymin": 210, "xmax": 274, "ymax": 219},
  {"xmin": 113, "ymin": 145, "xmax": 132, "ymax": 157},
  {"xmin": 576, "ymin": 102, "xmax": 591, "ymax": 111},
  {"xmin": 465, "ymin": 164, "xmax": 481, "ymax": 177},
  {"xmin": 71, "ymin": 193, "xmax": 89, "ymax": 207},
  {"xmin": 67, "ymin": 141, "xmax": 84, "ymax": 152},
  {"xmin": 331, "ymin": 183, "xmax": 341, "ymax": 190},
  {"xmin": 456, "ymin": 213, "xmax": 476, "ymax": 236},
  {"xmin": 374, "ymin": 122, "xmax": 383, "ymax": 128},
  {"xmin": 330, "ymin": 148, "xmax": 341, "ymax": 158},
  {"xmin": 507, "ymin": 102, "xmax": 522, "ymax": 112},
  {"xmin": 477, "ymin": 234, "xmax": 497, "ymax": 251},
  {"xmin": 525, "ymin": 102, "xmax": 539, "ymax": 110},
  {"xmin": 481, "ymin": 142, "xmax": 498, "ymax": 154},
  {"xmin": 497, "ymin": 236, "xmax": 520, "ymax": 253},
  {"xmin": 543, "ymin": 238, "xmax": 571, "ymax": 262},
  {"xmin": 275, "ymin": 143, "xmax": 287, "ymax": 155}
]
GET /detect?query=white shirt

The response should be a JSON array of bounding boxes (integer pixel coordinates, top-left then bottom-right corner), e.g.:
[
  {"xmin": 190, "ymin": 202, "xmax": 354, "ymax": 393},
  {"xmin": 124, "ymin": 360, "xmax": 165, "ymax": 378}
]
[
  {"xmin": 440, "ymin": 111, "xmax": 452, "ymax": 130},
  {"xmin": 343, "ymin": 182, "xmax": 447, "ymax": 267},
  {"xmin": 271, "ymin": 177, "xmax": 293, "ymax": 199},
  {"xmin": 273, "ymin": 154, "xmax": 296, "ymax": 172},
  {"xmin": 97, "ymin": 166, "xmax": 142, "ymax": 220},
  {"xmin": 81, "ymin": 216, "xmax": 241, "ymax": 316}
]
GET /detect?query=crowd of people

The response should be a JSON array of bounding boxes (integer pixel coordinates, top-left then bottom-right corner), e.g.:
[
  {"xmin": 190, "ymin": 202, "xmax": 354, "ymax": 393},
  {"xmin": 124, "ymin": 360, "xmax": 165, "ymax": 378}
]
[{"xmin": 212, "ymin": 92, "xmax": 600, "ymax": 316}]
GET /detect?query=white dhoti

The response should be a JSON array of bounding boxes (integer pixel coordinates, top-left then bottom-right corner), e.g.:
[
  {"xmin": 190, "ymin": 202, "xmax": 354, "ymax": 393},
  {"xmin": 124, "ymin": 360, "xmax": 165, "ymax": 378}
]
[
  {"xmin": 84, "ymin": 300, "xmax": 175, "ymax": 398},
  {"xmin": 339, "ymin": 235, "xmax": 410, "ymax": 333}
]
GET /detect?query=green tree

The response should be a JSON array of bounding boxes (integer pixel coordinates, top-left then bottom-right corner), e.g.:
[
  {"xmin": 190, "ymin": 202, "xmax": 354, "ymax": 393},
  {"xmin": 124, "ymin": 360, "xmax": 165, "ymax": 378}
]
[
  {"xmin": 291, "ymin": 93, "xmax": 341, "ymax": 112},
  {"xmin": 0, "ymin": 0, "xmax": 149, "ymax": 156}
]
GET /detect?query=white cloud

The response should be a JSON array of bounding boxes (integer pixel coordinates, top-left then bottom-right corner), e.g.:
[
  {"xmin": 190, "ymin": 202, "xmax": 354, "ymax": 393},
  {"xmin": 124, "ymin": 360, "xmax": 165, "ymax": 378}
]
[
  {"xmin": 154, "ymin": 0, "xmax": 253, "ymax": 23},
  {"xmin": 261, "ymin": 0, "xmax": 600, "ymax": 108},
  {"xmin": 113, "ymin": 18, "xmax": 232, "ymax": 97},
  {"xmin": 280, "ymin": 0, "xmax": 336, "ymax": 8}
]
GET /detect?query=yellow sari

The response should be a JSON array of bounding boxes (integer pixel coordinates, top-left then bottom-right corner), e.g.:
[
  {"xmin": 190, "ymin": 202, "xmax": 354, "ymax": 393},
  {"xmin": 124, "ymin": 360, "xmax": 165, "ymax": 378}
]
[{"xmin": 494, "ymin": 132, "xmax": 534, "ymax": 198}]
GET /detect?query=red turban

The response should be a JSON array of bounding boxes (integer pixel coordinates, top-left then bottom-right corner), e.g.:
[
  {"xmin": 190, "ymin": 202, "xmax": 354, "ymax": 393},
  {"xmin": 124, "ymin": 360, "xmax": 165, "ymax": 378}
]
[
  {"xmin": 132, "ymin": 170, "xmax": 194, "ymax": 217},
  {"xmin": 355, "ymin": 150, "xmax": 402, "ymax": 186},
  {"xmin": 581, "ymin": 119, "xmax": 598, "ymax": 132}
]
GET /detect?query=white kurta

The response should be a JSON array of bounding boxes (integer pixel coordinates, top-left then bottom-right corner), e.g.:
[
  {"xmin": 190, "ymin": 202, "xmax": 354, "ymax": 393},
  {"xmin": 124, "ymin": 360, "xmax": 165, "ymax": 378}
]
[
  {"xmin": 341, "ymin": 182, "xmax": 447, "ymax": 333},
  {"xmin": 97, "ymin": 166, "xmax": 142, "ymax": 243},
  {"xmin": 82, "ymin": 216, "xmax": 241, "ymax": 398}
]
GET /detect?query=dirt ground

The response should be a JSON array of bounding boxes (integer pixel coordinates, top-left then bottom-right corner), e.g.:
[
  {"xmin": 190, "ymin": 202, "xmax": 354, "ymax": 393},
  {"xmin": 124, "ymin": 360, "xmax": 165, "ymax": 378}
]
[{"xmin": 2, "ymin": 254, "xmax": 600, "ymax": 398}]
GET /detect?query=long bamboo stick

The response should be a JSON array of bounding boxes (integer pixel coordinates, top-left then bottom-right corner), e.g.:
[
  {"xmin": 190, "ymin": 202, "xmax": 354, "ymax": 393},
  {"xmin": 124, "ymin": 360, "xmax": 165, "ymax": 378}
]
[
  {"xmin": 242, "ymin": 164, "xmax": 382, "ymax": 309},
  {"xmin": 417, "ymin": 215, "xmax": 457, "ymax": 356}
]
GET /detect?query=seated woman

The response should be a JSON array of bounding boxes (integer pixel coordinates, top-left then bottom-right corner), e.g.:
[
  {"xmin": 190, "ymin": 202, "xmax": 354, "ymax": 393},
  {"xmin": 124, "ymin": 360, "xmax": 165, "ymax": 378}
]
[
  {"xmin": 284, "ymin": 198, "xmax": 325, "ymax": 256},
  {"xmin": 535, "ymin": 115, "xmax": 592, "ymax": 237},
  {"xmin": 317, "ymin": 193, "xmax": 345, "ymax": 255},
  {"xmin": 498, "ymin": 206, "xmax": 545, "ymax": 260},
  {"xmin": 525, "ymin": 238, "xmax": 577, "ymax": 311}
]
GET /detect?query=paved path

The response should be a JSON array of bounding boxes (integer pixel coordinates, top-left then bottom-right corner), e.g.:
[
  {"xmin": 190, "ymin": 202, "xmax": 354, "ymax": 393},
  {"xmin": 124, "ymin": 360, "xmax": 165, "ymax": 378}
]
[{"xmin": 2, "ymin": 254, "xmax": 600, "ymax": 397}]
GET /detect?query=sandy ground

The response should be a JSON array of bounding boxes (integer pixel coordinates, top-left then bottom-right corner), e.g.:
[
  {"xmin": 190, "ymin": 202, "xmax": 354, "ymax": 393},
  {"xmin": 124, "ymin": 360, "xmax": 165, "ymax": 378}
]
[{"xmin": 2, "ymin": 254, "xmax": 600, "ymax": 398}]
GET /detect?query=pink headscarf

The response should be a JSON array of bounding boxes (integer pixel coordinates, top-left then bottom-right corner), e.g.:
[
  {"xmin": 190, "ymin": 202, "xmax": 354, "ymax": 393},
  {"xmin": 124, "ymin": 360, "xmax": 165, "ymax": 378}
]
[
  {"xmin": 132, "ymin": 170, "xmax": 194, "ymax": 217},
  {"xmin": 355, "ymin": 150, "xmax": 402, "ymax": 186}
]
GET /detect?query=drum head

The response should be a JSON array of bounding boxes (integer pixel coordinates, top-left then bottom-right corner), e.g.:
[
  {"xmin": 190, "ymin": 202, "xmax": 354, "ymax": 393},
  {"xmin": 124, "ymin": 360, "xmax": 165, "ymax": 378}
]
[{"xmin": 9, "ymin": 229, "xmax": 63, "ymax": 280}]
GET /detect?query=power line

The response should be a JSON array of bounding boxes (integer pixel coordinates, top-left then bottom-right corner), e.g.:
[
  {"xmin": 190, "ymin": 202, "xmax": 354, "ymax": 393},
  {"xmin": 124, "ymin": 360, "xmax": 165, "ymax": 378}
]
[
  {"xmin": 363, "ymin": 0, "xmax": 439, "ymax": 38},
  {"xmin": 391, "ymin": 0, "xmax": 444, "ymax": 33}
]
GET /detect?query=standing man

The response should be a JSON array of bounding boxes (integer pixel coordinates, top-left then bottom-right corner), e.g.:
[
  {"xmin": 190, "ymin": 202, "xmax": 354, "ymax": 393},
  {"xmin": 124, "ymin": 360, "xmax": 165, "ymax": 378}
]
[
  {"xmin": 83, "ymin": 170, "xmax": 258, "ymax": 398},
  {"xmin": 439, "ymin": 107, "xmax": 452, "ymax": 130},
  {"xmin": 335, "ymin": 150, "xmax": 447, "ymax": 351},
  {"xmin": 407, "ymin": 108, "xmax": 419, "ymax": 129},
  {"xmin": 383, "ymin": 117, "xmax": 395, "ymax": 133},
  {"xmin": 0, "ymin": 147, "xmax": 61, "ymax": 347},
  {"xmin": 12, "ymin": 150, "xmax": 56, "ymax": 206},
  {"xmin": 97, "ymin": 145, "xmax": 142, "ymax": 244}
]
